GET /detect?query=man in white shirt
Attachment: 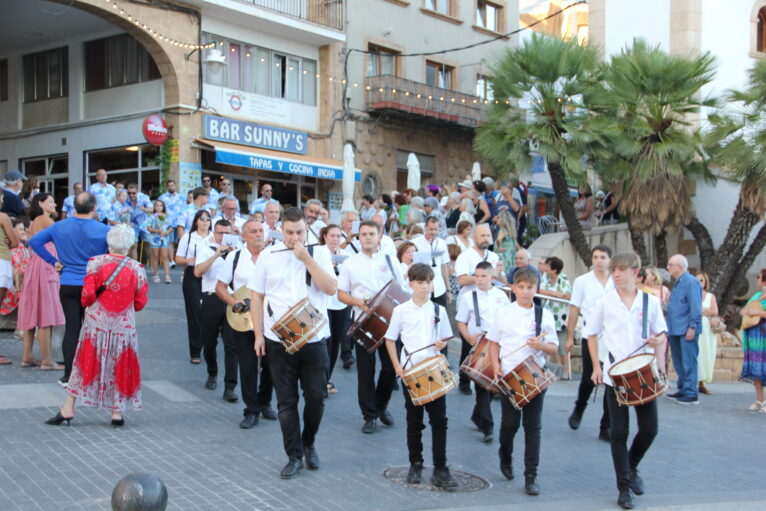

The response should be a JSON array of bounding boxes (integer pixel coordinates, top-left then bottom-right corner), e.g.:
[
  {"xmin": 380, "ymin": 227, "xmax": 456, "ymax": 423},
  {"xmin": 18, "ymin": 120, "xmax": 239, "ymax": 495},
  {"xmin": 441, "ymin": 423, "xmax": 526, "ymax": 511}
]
[
  {"xmin": 338, "ymin": 221, "xmax": 403, "ymax": 434},
  {"xmin": 411, "ymin": 216, "xmax": 452, "ymax": 308},
  {"xmin": 371, "ymin": 212, "xmax": 397, "ymax": 259},
  {"xmin": 339, "ymin": 210, "xmax": 360, "ymax": 254},
  {"xmin": 586, "ymin": 253, "xmax": 667, "ymax": 510},
  {"xmin": 304, "ymin": 199, "xmax": 326, "ymax": 245},
  {"xmin": 456, "ymin": 261, "xmax": 510, "ymax": 443},
  {"xmin": 454, "ymin": 223, "xmax": 506, "ymax": 394},
  {"xmin": 262, "ymin": 201, "xmax": 282, "ymax": 246},
  {"xmin": 565, "ymin": 244, "xmax": 614, "ymax": 440},
  {"xmin": 194, "ymin": 219, "xmax": 237, "ymax": 400},
  {"xmin": 249, "ymin": 207, "xmax": 337, "ymax": 479},
  {"xmin": 217, "ymin": 198, "xmax": 246, "ymax": 236},
  {"xmin": 216, "ymin": 219, "xmax": 275, "ymax": 429}
]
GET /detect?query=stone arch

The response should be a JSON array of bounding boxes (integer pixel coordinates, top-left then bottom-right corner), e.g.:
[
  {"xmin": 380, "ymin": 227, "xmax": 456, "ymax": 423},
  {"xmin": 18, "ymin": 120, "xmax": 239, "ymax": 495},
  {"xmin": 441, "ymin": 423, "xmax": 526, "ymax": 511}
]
[{"xmin": 750, "ymin": 0, "xmax": 766, "ymax": 56}]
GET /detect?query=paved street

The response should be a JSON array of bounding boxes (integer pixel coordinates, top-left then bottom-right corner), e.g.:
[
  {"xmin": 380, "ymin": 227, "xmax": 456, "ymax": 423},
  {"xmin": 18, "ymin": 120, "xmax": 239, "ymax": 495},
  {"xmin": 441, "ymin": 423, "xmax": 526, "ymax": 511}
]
[{"xmin": 0, "ymin": 270, "xmax": 764, "ymax": 511}]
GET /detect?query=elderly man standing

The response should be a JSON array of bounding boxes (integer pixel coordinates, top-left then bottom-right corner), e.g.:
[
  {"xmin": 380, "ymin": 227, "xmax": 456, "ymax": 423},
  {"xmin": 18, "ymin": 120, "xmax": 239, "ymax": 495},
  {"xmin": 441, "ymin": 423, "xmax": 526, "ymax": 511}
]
[
  {"xmin": 1, "ymin": 170, "xmax": 27, "ymax": 216},
  {"xmin": 88, "ymin": 169, "xmax": 116, "ymax": 224},
  {"xmin": 666, "ymin": 254, "xmax": 703, "ymax": 405}
]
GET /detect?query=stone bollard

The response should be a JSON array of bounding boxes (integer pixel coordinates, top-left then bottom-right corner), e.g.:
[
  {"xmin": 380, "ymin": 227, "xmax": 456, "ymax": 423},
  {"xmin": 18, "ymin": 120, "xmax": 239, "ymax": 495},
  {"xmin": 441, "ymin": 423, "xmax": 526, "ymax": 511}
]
[{"xmin": 111, "ymin": 473, "xmax": 168, "ymax": 511}]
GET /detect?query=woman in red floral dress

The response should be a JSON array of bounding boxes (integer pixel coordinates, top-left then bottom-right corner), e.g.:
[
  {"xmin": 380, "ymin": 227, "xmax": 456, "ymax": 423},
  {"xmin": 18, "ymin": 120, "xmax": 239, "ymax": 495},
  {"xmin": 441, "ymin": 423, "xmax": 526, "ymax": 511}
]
[{"xmin": 46, "ymin": 225, "xmax": 148, "ymax": 427}]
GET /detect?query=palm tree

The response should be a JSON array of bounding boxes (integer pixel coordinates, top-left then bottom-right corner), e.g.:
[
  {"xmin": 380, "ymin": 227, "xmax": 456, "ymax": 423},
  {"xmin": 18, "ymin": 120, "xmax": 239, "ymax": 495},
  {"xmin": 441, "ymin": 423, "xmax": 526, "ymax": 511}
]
[
  {"xmin": 594, "ymin": 39, "xmax": 717, "ymax": 266},
  {"xmin": 474, "ymin": 33, "xmax": 605, "ymax": 266}
]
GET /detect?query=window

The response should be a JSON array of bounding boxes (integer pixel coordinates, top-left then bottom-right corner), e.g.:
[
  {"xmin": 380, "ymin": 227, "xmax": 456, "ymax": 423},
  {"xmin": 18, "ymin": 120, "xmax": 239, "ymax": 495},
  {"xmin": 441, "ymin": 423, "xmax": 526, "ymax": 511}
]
[
  {"xmin": 23, "ymin": 47, "xmax": 68, "ymax": 103},
  {"xmin": 426, "ymin": 61, "xmax": 454, "ymax": 89},
  {"xmin": 476, "ymin": 1, "xmax": 500, "ymax": 32},
  {"xmin": 759, "ymin": 7, "xmax": 766, "ymax": 52},
  {"xmin": 202, "ymin": 34, "xmax": 318, "ymax": 106},
  {"xmin": 367, "ymin": 45, "xmax": 399, "ymax": 77},
  {"xmin": 84, "ymin": 34, "xmax": 160, "ymax": 92},
  {"xmin": 86, "ymin": 145, "xmax": 159, "ymax": 196},
  {"xmin": 475, "ymin": 75, "xmax": 493, "ymax": 101},
  {"xmin": 0, "ymin": 59, "xmax": 7, "ymax": 101},
  {"xmin": 424, "ymin": 0, "xmax": 451, "ymax": 15}
]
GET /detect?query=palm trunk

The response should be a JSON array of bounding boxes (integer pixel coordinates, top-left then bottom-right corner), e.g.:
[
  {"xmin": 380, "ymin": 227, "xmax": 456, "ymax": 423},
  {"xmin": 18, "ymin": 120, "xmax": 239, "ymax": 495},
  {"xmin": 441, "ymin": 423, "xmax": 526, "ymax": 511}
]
[
  {"xmin": 653, "ymin": 231, "xmax": 668, "ymax": 268},
  {"xmin": 628, "ymin": 222, "xmax": 650, "ymax": 264},
  {"xmin": 684, "ymin": 216, "xmax": 715, "ymax": 272},
  {"xmin": 719, "ymin": 222, "xmax": 766, "ymax": 310},
  {"xmin": 709, "ymin": 197, "xmax": 760, "ymax": 298},
  {"xmin": 547, "ymin": 161, "xmax": 591, "ymax": 266}
]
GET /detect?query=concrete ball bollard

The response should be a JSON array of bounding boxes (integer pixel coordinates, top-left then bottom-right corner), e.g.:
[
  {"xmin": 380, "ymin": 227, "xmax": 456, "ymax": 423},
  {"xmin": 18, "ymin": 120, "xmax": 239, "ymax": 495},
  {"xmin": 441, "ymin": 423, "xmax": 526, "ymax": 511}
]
[{"xmin": 111, "ymin": 473, "xmax": 168, "ymax": 511}]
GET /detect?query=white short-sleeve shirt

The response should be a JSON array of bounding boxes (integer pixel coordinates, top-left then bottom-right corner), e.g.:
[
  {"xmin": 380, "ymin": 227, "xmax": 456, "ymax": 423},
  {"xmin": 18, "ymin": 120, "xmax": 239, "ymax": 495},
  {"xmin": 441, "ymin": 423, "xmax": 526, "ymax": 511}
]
[
  {"xmin": 584, "ymin": 289, "xmax": 668, "ymax": 387},
  {"xmin": 337, "ymin": 250, "xmax": 402, "ymax": 317},
  {"xmin": 248, "ymin": 242, "xmax": 335, "ymax": 343},
  {"xmin": 195, "ymin": 243, "xmax": 227, "ymax": 293},
  {"xmin": 454, "ymin": 247, "xmax": 500, "ymax": 303},
  {"xmin": 569, "ymin": 271, "xmax": 615, "ymax": 326},
  {"xmin": 456, "ymin": 287, "xmax": 510, "ymax": 337},
  {"xmin": 486, "ymin": 302, "xmax": 558, "ymax": 374},
  {"xmin": 306, "ymin": 220, "xmax": 326, "ymax": 245},
  {"xmin": 384, "ymin": 299, "xmax": 453, "ymax": 370},
  {"xmin": 217, "ymin": 246, "xmax": 258, "ymax": 292},
  {"xmin": 176, "ymin": 231, "xmax": 213, "ymax": 266},
  {"xmin": 411, "ymin": 234, "xmax": 450, "ymax": 297}
]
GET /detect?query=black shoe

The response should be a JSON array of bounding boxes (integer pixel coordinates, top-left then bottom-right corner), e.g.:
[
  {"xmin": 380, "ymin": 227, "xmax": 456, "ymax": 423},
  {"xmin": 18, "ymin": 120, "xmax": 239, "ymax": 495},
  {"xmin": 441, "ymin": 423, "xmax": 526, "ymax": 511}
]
[
  {"xmin": 204, "ymin": 376, "xmax": 217, "ymax": 390},
  {"xmin": 666, "ymin": 391, "xmax": 683, "ymax": 399},
  {"xmin": 630, "ymin": 468, "xmax": 644, "ymax": 495},
  {"xmin": 260, "ymin": 406, "xmax": 277, "ymax": 420},
  {"xmin": 470, "ymin": 414, "xmax": 482, "ymax": 431},
  {"xmin": 618, "ymin": 488, "xmax": 635, "ymax": 509},
  {"xmin": 222, "ymin": 388, "xmax": 238, "ymax": 403},
  {"xmin": 239, "ymin": 413, "xmax": 258, "ymax": 429},
  {"xmin": 379, "ymin": 410, "xmax": 394, "ymax": 426},
  {"xmin": 57, "ymin": 377, "xmax": 68, "ymax": 389},
  {"xmin": 568, "ymin": 408, "xmax": 583, "ymax": 430},
  {"xmin": 406, "ymin": 462, "xmax": 423, "ymax": 484},
  {"xmin": 303, "ymin": 445, "xmax": 320, "ymax": 470},
  {"xmin": 393, "ymin": 380, "xmax": 400, "ymax": 391},
  {"xmin": 362, "ymin": 418, "xmax": 377, "ymax": 434},
  {"xmin": 45, "ymin": 410, "xmax": 73, "ymax": 426},
  {"xmin": 431, "ymin": 466, "xmax": 458, "ymax": 490},
  {"xmin": 499, "ymin": 448, "xmax": 514, "ymax": 480},
  {"xmin": 342, "ymin": 357, "xmax": 354, "ymax": 369},
  {"xmin": 111, "ymin": 417, "xmax": 125, "ymax": 427},
  {"xmin": 482, "ymin": 430, "xmax": 493, "ymax": 444},
  {"xmin": 598, "ymin": 428, "xmax": 611, "ymax": 442},
  {"xmin": 280, "ymin": 458, "xmax": 303, "ymax": 479},
  {"xmin": 524, "ymin": 475, "xmax": 540, "ymax": 496},
  {"xmin": 458, "ymin": 383, "xmax": 472, "ymax": 395}
]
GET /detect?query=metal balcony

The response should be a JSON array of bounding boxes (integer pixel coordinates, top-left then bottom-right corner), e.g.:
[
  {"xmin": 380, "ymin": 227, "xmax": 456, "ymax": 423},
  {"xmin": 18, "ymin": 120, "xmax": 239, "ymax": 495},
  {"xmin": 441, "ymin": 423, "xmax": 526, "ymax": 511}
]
[
  {"xmin": 237, "ymin": 0, "xmax": 344, "ymax": 30},
  {"xmin": 364, "ymin": 75, "xmax": 485, "ymax": 129}
]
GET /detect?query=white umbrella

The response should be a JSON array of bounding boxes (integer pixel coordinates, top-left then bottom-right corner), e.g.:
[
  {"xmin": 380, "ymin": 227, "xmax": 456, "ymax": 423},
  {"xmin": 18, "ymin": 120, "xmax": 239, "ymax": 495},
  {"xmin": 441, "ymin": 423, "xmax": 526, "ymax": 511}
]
[
  {"xmin": 341, "ymin": 143, "xmax": 356, "ymax": 213},
  {"xmin": 406, "ymin": 153, "xmax": 421, "ymax": 190},
  {"xmin": 471, "ymin": 161, "xmax": 482, "ymax": 181}
]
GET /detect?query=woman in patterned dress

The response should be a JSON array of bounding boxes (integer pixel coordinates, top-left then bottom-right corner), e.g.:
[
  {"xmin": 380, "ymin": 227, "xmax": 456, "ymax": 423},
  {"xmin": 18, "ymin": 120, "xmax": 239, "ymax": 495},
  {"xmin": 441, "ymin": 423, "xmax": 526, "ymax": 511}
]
[
  {"xmin": 45, "ymin": 225, "xmax": 148, "ymax": 427},
  {"xmin": 740, "ymin": 269, "xmax": 766, "ymax": 414},
  {"xmin": 538, "ymin": 256, "xmax": 572, "ymax": 378}
]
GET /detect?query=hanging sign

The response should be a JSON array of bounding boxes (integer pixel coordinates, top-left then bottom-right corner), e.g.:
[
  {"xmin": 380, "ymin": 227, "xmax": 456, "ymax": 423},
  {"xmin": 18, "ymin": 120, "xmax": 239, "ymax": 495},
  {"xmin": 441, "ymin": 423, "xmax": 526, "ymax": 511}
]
[{"xmin": 142, "ymin": 114, "xmax": 169, "ymax": 146}]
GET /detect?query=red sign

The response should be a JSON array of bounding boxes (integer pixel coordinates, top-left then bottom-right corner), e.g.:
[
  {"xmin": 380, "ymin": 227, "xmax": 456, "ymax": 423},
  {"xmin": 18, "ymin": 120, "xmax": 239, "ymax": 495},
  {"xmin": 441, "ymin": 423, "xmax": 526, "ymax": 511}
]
[{"xmin": 142, "ymin": 114, "xmax": 169, "ymax": 145}]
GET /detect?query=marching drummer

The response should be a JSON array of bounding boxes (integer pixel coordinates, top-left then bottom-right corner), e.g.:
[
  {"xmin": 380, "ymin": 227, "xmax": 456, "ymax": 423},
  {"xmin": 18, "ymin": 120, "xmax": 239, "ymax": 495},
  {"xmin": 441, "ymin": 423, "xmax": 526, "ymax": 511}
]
[
  {"xmin": 383, "ymin": 263, "xmax": 457, "ymax": 490},
  {"xmin": 215, "ymin": 219, "xmax": 276, "ymax": 429},
  {"xmin": 585, "ymin": 253, "xmax": 667, "ymax": 510},
  {"xmin": 337, "ymin": 220, "xmax": 403, "ymax": 434},
  {"xmin": 486, "ymin": 267, "xmax": 558, "ymax": 496},
  {"xmin": 455, "ymin": 261, "xmax": 510, "ymax": 443}
]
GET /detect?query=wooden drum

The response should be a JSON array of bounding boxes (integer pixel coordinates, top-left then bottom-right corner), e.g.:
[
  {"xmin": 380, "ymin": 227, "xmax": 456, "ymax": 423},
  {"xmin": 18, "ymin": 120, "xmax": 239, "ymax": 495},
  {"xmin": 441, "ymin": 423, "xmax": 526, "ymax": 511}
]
[
  {"xmin": 459, "ymin": 335, "xmax": 503, "ymax": 394},
  {"xmin": 608, "ymin": 353, "xmax": 667, "ymax": 406},
  {"xmin": 271, "ymin": 298, "xmax": 327, "ymax": 354},
  {"xmin": 497, "ymin": 355, "xmax": 554, "ymax": 410},
  {"xmin": 347, "ymin": 280, "xmax": 410, "ymax": 353},
  {"xmin": 402, "ymin": 355, "xmax": 456, "ymax": 406}
]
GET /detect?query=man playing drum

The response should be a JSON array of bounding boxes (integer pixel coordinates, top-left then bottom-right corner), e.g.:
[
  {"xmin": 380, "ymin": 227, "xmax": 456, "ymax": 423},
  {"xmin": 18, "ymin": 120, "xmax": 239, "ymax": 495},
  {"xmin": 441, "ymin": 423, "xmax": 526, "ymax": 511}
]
[
  {"xmin": 384, "ymin": 263, "xmax": 457, "ymax": 490},
  {"xmin": 456, "ymin": 261, "xmax": 509, "ymax": 443},
  {"xmin": 338, "ymin": 220, "xmax": 403, "ymax": 434},
  {"xmin": 249, "ymin": 207, "xmax": 337, "ymax": 480},
  {"xmin": 216, "ymin": 219, "xmax": 276, "ymax": 429},
  {"xmin": 487, "ymin": 268, "xmax": 558, "ymax": 496},
  {"xmin": 586, "ymin": 253, "xmax": 667, "ymax": 510}
]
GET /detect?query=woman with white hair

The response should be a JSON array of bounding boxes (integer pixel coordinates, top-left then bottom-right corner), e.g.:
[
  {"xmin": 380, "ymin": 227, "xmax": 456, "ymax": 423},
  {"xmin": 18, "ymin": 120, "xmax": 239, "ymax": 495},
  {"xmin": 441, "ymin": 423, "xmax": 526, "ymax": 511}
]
[{"xmin": 46, "ymin": 224, "xmax": 148, "ymax": 428}]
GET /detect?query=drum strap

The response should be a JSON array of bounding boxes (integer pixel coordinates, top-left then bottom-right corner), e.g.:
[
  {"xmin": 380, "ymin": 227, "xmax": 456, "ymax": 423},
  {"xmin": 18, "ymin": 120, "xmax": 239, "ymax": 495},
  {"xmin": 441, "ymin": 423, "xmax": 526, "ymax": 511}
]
[
  {"xmin": 231, "ymin": 249, "xmax": 242, "ymax": 284},
  {"xmin": 534, "ymin": 304, "xmax": 542, "ymax": 337},
  {"xmin": 184, "ymin": 232, "xmax": 192, "ymax": 257},
  {"xmin": 472, "ymin": 291, "xmax": 481, "ymax": 328},
  {"xmin": 608, "ymin": 292, "xmax": 651, "ymax": 366},
  {"xmin": 384, "ymin": 254, "xmax": 397, "ymax": 282},
  {"xmin": 305, "ymin": 245, "xmax": 314, "ymax": 287}
]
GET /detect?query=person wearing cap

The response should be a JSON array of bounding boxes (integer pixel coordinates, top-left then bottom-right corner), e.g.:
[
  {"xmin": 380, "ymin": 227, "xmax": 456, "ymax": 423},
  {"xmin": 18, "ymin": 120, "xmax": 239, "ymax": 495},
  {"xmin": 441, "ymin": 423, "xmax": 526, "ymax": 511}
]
[
  {"xmin": 1, "ymin": 170, "xmax": 27, "ymax": 217},
  {"xmin": 423, "ymin": 197, "xmax": 447, "ymax": 238},
  {"xmin": 457, "ymin": 180, "xmax": 473, "ymax": 199}
]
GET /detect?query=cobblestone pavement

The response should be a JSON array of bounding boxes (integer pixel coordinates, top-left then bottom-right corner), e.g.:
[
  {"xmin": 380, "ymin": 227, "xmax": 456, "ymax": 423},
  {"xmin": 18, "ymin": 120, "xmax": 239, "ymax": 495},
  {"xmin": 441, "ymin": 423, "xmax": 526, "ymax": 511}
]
[{"xmin": 1, "ymin": 270, "xmax": 764, "ymax": 510}]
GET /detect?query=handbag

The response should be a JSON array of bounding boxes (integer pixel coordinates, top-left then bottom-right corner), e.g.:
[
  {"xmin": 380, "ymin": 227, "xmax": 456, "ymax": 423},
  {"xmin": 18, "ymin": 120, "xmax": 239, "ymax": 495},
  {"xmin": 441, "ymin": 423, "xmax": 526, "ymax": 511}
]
[
  {"xmin": 741, "ymin": 300, "xmax": 764, "ymax": 330},
  {"xmin": 710, "ymin": 316, "xmax": 726, "ymax": 334}
]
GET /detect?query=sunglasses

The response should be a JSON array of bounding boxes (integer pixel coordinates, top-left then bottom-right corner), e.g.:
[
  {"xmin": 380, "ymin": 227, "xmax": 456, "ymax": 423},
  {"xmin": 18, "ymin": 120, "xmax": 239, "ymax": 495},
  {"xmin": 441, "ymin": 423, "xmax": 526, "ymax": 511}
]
[{"xmin": 199, "ymin": 217, "xmax": 211, "ymax": 222}]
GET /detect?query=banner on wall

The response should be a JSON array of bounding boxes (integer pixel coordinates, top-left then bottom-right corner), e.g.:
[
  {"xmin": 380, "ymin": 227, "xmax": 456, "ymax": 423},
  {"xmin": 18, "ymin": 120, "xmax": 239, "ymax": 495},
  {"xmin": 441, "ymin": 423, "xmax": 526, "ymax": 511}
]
[
  {"xmin": 178, "ymin": 161, "xmax": 202, "ymax": 197},
  {"xmin": 221, "ymin": 89, "xmax": 290, "ymax": 124}
]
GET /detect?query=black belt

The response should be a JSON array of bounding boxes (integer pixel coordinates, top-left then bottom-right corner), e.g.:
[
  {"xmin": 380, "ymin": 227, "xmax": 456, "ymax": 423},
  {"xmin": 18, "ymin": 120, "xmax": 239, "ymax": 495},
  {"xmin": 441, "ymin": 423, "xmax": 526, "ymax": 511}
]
[{"xmin": 202, "ymin": 291, "xmax": 216, "ymax": 296}]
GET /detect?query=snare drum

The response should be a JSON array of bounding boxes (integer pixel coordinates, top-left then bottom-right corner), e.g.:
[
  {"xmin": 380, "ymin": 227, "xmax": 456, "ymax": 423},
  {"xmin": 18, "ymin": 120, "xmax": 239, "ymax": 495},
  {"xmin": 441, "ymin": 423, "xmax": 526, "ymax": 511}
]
[
  {"xmin": 347, "ymin": 280, "xmax": 410, "ymax": 353},
  {"xmin": 271, "ymin": 298, "xmax": 327, "ymax": 354},
  {"xmin": 459, "ymin": 335, "xmax": 502, "ymax": 394},
  {"xmin": 497, "ymin": 355, "xmax": 554, "ymax": 410},
  {"xmin": 608, "ymin": 353, "xmax": 667, "ymax": 406},
  {"xmin": 402, "ymin": 355, "xmax": 457, "ymax": 406}
]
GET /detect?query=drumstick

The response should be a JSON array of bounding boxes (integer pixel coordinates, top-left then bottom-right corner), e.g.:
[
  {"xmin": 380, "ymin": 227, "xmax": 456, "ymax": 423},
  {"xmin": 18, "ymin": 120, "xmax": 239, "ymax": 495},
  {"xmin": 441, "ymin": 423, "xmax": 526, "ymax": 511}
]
[
  {"xmin": 399, "ymin": 338, "xmax": 453, "ymax": 376},
  {"xmin": 499, "ymin": 331, "xmax": 550, "ymax": 359},
  {"xmin": 272, "ymin": 243, "xmax": 321, "ymax": 253}
]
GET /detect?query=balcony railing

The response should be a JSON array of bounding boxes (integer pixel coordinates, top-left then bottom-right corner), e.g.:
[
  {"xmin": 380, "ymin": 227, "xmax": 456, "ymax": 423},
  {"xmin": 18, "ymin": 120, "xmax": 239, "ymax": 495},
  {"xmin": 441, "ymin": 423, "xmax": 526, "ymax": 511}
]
[
  {"xmin": 238, "ymin": 0, "xmax": 344, "ymax": 31},
  {"xmin": 365, "ymin": 75, "xmax": 485, "ymax": 129}
]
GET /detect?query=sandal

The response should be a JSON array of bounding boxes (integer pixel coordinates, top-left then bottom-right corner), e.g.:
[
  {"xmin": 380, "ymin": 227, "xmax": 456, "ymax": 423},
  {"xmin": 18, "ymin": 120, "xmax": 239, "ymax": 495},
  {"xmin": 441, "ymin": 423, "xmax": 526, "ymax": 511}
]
[
  {"xmin": 20, "ymin": 360, "xmax": 39, "ymax": 368},
  {"xmin": 39, "ymin": 363, "xmax": 65, "ymax": 371},
  {"xmin": 327, "ymin": 382, "xmax": 338, "ymax": 394},
  {"xmin": 190, "ymin": 358, "xmax": 201, "ymax": 364},
  {"xmin": 747, "ymin": 401, "xmax": 763, "ymax": 411},
  {"xmin": 165, "ymin": 275, "xmax": 172, "ymax": 284},
  {"xmin": 0, "ymin": 356, "xmax": 11, "ymax": 365},
  {"xmin": 153, "ymin": 275, "xmax": 160, "ymax": 283}
]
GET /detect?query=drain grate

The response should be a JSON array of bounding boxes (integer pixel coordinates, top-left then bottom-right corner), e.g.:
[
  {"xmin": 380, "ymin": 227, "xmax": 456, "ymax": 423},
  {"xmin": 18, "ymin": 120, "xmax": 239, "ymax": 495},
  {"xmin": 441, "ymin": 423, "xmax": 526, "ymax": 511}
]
[{"xmin": 381, "ymin": 466, "xmax": 491, "ymax": 493}]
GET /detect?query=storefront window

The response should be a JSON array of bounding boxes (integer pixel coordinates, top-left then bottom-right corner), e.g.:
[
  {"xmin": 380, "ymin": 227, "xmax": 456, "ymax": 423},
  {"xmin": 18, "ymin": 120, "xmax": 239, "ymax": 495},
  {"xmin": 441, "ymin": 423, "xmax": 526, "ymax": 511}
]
[
  {"xmin": 86, "ymin": 145, "xmax": 159, "ymax": 197},
  {"xmin": 20, "ymin": 154, "xmax": 69, "ymax": 215}
]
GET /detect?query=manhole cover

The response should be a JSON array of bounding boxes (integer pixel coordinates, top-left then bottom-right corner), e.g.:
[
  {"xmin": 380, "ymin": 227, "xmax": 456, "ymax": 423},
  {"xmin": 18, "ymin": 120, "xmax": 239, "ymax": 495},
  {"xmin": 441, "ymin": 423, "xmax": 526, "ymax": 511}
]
[{"xmin": 381, "ymin": 466, "xmax": 491, "ymax": 493}]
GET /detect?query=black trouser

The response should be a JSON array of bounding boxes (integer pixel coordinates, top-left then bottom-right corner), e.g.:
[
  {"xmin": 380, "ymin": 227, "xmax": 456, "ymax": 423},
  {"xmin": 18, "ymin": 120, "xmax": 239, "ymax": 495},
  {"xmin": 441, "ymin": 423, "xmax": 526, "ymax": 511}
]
[
  {"xmin": 267, "ymin": 339, "xmax": 329, "ymax": 460},
  {"xmin": 402, "ymin": 387, "xmax": 448, "ymax": 468},
  {"xmin": 499, "ymin": 389, "xmax": 545, "ymax": 477},
  {"xmin": 356, "ymin": 342, "xmax": 396, "ymax": 420},
  {"xmin": 471, "ymin": 386, "xmax": 494, "ymax": 434},
  {"xmin": 574, "ymin": 338, "xmax": 610, "ymax": 431},
  {"xmin": 59, "ymin": 285, "xmax": 84, "ymax": 380},
  {"xmin": 605, "ymin": 386, "xmax": 658, "ymax": 491},
  {"xmin": 327, "ymin": 307, "xmax": 350, "ymax": 379},
  {"xmin": 229, "ymin": 326, "xmax": 273, "ymax": 416},
  {"xmin": 200, "ymin": 294, "xmax": 237, "ymax": 389},
  {"xmin": 458, "ymin": 333, "xmax": 473, "ymax": 387},
  {"xmin": 182, "ymin": 266, "xmax": 202, "ymax": 359}
]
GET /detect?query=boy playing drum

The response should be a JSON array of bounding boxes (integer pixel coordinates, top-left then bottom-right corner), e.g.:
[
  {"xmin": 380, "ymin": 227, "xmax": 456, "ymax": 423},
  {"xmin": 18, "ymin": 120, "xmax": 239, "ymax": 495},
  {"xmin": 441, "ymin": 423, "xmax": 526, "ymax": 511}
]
[
  {"xmin": 487, "ymin": 267, "xmax": 558, "ymax": 495},
  {"xmin": 384, "ymin": 263, "xmax": 457, "ymax": 490}
]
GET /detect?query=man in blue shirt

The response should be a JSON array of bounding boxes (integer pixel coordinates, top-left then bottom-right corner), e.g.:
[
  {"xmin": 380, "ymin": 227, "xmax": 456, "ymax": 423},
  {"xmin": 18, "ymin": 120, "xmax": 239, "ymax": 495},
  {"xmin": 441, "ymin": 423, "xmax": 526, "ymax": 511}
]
[
  {"xmin": 665, "ymin": 254, "xmax": 703, "ymax": 405},
  {"xmin": 249, "ymin": 182, "xmax": 279, "ymax": 215},
  {"xmin": 60, "ymin": 182, "xmax": 83, "ymax": 219},
  {"xmin": 29, "ymin": 192, "xmax": 109, "ymax": 387}
]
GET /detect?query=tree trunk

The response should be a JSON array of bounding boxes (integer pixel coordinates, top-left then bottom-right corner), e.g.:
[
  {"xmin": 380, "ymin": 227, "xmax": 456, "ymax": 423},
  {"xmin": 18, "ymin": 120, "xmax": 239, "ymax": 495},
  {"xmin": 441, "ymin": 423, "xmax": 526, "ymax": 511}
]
[
  {"xmin": 719, "ymin": 222, "xmax": 766, "ymax": 310},
  {"xmin": 684, "ymin": 216, "xmax": 715, "ymax": 272},
  {"xmin": 654, "ymin": 231, "xmax": 668, "ymax": 268},
  {"xmin": 547, "ymin": 161, "xmax": 591, "ymax": 266},
  {"xmin": 628, "ymin": 222, "xmax": 650, "ymax": 264},
  {"xmin": 708, "ymin": 195, "xmax": 760, "ymax": 297}
]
